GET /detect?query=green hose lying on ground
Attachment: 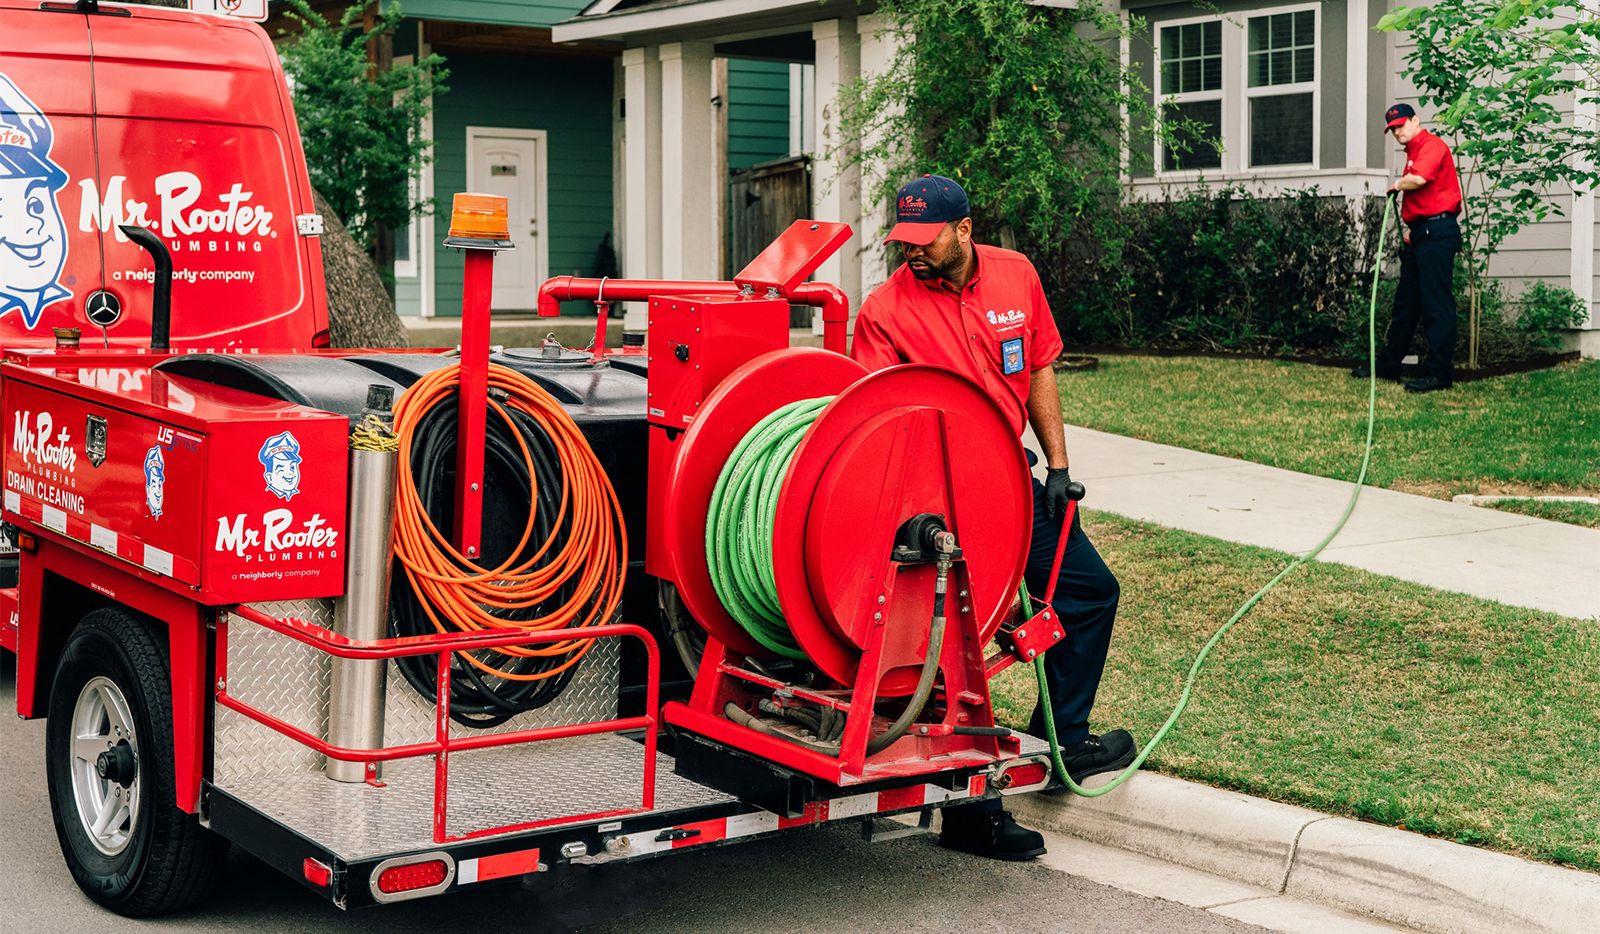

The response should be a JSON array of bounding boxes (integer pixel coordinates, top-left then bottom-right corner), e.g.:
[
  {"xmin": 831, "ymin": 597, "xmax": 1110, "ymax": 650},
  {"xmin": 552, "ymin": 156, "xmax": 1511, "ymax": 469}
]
[{"xmin": 1034, "ymin": 194, "xmax": 1399, "ymax": 796}]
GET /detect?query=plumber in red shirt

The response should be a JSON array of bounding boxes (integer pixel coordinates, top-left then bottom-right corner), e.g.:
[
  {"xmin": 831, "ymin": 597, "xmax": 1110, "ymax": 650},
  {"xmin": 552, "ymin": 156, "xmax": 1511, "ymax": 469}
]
[
  {"xmin": 1353, "ymin": 103, "xmax": 1464, "ymax": 393},
  {"xmin": 851, "ymin": 175, "xmax": 1135, "ymax": 862}
]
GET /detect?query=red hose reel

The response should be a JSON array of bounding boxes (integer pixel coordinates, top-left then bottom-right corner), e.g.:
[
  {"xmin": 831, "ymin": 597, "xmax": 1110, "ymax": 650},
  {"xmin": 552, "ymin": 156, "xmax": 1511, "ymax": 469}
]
[{"xmin": 660, "ymin": 348, "xmax": 1034, "ymax": 784}]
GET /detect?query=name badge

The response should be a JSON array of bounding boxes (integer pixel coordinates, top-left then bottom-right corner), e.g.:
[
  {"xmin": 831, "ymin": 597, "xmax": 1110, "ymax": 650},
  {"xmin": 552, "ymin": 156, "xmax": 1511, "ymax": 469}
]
[{"xmin": 1001, "ymin": 337, "xmax": 1025, "ymax": 375}]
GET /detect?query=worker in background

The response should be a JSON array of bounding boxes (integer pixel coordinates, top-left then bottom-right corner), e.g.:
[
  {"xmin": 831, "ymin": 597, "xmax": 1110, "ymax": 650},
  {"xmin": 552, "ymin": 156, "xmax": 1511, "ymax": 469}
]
[
  {"xmin": 1351, "ymin": 103, "xmax": 1463, "ymax": 393},
  {"xmin": 851, "ymin": 175, "xmax": 1136, "ymax": 861}
]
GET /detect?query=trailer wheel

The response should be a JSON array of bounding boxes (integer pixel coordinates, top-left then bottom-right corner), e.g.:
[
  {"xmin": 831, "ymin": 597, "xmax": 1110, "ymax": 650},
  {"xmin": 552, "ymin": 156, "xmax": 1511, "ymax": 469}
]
[{"xmin": 45, "ymin": 608, "xmax": 225, "ymax": 916}]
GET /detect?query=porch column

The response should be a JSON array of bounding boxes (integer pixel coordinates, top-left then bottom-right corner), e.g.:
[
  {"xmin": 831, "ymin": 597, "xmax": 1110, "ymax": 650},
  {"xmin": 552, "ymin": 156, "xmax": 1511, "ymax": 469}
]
[
  {"xmin": 856, "ymin": 13, "xmax": 897, "ymax": 299},
  {"xmin": 813, "ymin": 18, "xmax": 862, "ymax": 322},
  {"xmin": 1571, "ymin": 84, "xmax": 1598, "ymax": 356},
  {"xmin": 659, "ymin": 41, "xmax": 718, "ymax": 281},
  {"xmin": 622, "ymin": 45, "xmax": 662, "ymax": 331},
  {"xmin": 1345, "ymin": 0, "xmax": 1369, "ymax": 172}
]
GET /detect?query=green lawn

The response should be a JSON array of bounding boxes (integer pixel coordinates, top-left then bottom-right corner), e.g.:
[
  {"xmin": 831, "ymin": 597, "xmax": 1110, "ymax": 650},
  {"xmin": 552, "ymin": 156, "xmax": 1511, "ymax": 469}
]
[
  {"xmin": 1052, "ymin": 356, "xmax": 1600, "ymax": 503},
  {"xmin": 1483, "ymin": 499, "xmax": 1600, "ymax": 529},
  {"xmin": 991, "ymin": 512, "xmax": 1600, "ymax": 872}
]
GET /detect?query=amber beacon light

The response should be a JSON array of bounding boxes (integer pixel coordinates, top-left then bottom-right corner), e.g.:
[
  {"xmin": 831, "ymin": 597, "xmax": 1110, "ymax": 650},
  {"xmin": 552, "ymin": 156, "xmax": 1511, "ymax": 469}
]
[{"xmin": 443, "ymin": 192, "xmax": 514, "ymax": 250}]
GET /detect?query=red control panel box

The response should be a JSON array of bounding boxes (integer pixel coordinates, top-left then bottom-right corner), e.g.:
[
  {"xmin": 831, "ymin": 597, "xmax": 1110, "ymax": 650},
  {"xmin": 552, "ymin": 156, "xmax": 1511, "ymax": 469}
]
[
  {"xmin": 646, "ymin": 294, "xmax": 791, "ymax": 430},
  {"xmin": 1, "ymin": 363, "xmax": 348, "ymax": 604}
]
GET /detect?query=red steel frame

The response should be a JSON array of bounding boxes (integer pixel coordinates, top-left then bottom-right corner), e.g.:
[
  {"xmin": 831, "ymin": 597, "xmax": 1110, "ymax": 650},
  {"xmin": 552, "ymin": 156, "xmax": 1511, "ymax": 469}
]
[{"xmin": 219, "ymin": 605, "xmax": 660, "ymax": 844}]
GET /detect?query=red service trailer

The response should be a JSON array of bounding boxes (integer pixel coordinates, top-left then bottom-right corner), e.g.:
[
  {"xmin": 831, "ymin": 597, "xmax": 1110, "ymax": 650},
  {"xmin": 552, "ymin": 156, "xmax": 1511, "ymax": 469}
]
[{"xmin": 0, "ymin": 0, "xmax": 1063, "ymax": 917}]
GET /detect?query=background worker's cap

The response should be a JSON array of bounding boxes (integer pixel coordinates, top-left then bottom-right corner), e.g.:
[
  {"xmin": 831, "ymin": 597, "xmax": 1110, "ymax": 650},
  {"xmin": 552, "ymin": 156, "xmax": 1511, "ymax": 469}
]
[
  {"xmin": 0, "ymin": 74, "xmax": 67, "ymax": 186},
  {"xmin": 884, "ymin": 174, "xmax": 970, "ymax": 246},
  {"xmin": 1383, "ymin": 102, "xmax": 1416, "ymax": 131}
]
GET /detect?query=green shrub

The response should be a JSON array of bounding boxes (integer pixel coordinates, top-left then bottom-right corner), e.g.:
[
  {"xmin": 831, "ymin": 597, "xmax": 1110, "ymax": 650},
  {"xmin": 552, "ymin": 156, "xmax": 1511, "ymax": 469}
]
[
  {"xmin": 1048, "ymin": 186, "xmax": 1383, "ymax": 355},
  {"xmin": 1049, "ymin": 187, "xmax": 1579, "ymax": 364},
  {"xmin": 1515, "ymin": 282, "xmax": 1589, "ymax": 352}
]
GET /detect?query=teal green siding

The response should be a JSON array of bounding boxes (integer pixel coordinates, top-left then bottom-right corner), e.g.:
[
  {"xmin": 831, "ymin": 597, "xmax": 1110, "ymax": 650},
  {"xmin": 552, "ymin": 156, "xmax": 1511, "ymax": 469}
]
[
  {"xmin": 431, "ymin": 55, "xmax": 614, "ymax": 315},
  {"xmin": 395, "ymin": 276, "xmax": 422, "ymax": 317},
  {"xmin": 404, "ymin": 0, "xmax": 590, "ymax": 29},
  {"xmin": 726, "ymin": 59, "xmax": 790, "ymax": 170}
]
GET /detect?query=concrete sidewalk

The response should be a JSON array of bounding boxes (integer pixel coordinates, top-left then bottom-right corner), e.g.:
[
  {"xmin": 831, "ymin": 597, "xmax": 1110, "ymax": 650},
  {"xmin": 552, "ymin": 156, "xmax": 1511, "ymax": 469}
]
[
  {"xmin": 1027, "ymin": 426, "xmax": 1600, "ymax": 620},
  {"xmin": 1013, "ymin": 773, "xmax": 1600, "ymax": 934}
]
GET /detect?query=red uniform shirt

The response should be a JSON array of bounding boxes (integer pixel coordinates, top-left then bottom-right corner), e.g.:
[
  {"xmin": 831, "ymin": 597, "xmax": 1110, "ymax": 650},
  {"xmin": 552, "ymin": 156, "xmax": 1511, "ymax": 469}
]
[
  {"xmin": 850, "ymin": 243, "xmax": 1064, "ymax": 436},
  {"xmin": 1400, "ymin": 128, "xmax": 1463, "ymax": 223}
]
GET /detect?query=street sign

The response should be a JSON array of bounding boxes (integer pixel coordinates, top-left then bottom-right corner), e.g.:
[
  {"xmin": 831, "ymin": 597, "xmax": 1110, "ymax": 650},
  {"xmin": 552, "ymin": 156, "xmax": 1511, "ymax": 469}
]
[{"xmin": 188, "ymin": 0, "xmax": 269, "ymax": 23}]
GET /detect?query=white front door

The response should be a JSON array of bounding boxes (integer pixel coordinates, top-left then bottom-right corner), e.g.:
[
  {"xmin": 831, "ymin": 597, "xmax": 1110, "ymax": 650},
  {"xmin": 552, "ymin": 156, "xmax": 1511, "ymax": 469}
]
[{"xmin": 467, "ymin": 128, "xmax": 548, "ymax": 310}]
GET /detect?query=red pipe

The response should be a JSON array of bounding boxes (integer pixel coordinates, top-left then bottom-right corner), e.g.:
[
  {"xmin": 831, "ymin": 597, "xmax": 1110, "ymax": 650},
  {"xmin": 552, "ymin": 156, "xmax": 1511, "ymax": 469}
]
[
  {"xmin": 537, "ymin": 276, "xmax": 737, "ymax": 317},
  {"xmin": 537, "ymin": 276, "xmax": 853, "ymax": 355},
  {"xmin": 789, "ymin": 281, "xmax": 850, "ymax": 355}
]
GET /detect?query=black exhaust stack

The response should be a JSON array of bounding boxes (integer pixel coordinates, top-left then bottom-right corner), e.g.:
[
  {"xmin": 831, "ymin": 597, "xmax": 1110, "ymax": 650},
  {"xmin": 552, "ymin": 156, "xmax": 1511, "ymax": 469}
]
[{"xmin": 118, "ymin": 225, "xmax": 171, "ymax": 351}]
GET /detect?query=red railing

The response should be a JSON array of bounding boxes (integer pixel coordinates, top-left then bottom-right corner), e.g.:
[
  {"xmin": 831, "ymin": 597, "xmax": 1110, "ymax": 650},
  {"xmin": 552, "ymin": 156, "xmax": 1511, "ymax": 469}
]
[{"xmin": 217, "ymin": 605, "xmax": 659, "ymax": 844}]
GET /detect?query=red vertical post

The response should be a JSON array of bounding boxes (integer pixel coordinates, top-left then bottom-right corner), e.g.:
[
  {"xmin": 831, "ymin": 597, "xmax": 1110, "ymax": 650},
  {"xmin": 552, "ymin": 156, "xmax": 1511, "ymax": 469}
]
[
  {"xmin": 442, "ymin": 192, "xmax": 514, "ymax": 562},
  {"xmin": 454, "ymin": 248, "xmax": 493, "ymax": 559}
]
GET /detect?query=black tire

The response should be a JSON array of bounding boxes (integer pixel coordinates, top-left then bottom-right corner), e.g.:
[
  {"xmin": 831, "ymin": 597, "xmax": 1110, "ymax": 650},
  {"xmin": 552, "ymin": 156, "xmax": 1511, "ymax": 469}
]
[{"xmin": 45, "ymin": 608, "xmax": 226, "ymax": 916}]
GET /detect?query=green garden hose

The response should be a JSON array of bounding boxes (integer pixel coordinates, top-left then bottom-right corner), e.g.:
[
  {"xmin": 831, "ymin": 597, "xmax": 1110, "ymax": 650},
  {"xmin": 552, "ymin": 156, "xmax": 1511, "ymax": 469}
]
[
  {"xmin": 706, "ymin": 396, "xmax": 833, "ymax": 658},
  {"xmin": 1035, "ymin": 193, "xmax": 1400, "ymax": 797}
]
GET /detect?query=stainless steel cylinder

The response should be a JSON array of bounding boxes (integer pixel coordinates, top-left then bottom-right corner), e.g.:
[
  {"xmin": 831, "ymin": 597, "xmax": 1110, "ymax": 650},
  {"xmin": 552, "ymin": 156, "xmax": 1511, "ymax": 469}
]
[{"xmin": 327, "ymin": 446, "xmax": 397, "ymax": 782}]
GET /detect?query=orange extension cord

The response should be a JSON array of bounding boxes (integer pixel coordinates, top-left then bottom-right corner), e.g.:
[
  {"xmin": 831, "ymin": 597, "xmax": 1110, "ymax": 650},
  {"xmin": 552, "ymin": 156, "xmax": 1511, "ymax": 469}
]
[{"xmin": 391, "ymin": 362, "xmax": 627, "ymax": 683}]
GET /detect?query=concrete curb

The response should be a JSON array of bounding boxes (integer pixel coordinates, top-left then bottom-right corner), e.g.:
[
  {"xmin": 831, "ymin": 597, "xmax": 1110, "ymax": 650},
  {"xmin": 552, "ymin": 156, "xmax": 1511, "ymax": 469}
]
[{"xmin": 1009, "ymin": 772, "xmax": 1600, "ymax": 934}]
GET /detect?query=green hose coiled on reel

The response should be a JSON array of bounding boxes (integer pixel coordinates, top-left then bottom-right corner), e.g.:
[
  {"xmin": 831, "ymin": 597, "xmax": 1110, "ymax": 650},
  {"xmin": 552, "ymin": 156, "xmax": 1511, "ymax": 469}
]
[{"xmin": 705, "ymin": 396, "xmax": 832, "ymax": 658}]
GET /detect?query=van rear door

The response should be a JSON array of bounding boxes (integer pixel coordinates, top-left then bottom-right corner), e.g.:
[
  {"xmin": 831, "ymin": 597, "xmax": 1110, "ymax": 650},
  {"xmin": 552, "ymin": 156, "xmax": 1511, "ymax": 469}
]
[
  {"xmin": 0, "ymin": 3, "xmax": 95, "ymax": 348},
  {"xmin": 82, "ymin": 6, "xmax": 327, "ymax": 350}
]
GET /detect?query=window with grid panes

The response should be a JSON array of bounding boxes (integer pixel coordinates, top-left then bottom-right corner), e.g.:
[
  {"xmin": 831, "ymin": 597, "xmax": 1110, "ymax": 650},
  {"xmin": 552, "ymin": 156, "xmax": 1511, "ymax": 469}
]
[
  {"xmin": 1246, "ymin": 10, "xmax": 1315, "ymax": 166},
  {"xmin": 1159, "ymin": 20, "xmax": 1222, "ymax": 171}
]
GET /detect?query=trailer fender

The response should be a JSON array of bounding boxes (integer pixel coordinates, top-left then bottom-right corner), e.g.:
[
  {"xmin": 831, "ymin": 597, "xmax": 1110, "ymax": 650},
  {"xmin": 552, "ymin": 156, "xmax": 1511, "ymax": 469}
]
[{"xmin": 19, "ymin": 538, "xmax": 210, "ymax": 814}]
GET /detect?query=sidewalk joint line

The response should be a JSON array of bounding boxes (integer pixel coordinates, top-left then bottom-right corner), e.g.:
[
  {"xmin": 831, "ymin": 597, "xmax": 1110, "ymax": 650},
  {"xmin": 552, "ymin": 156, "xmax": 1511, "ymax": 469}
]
[
  {"xmin": 1204, "ymin": 894, "xmax": 1276, "ymax": 910},
  {"xmin": 1280, "ymin": 817, "xmax": 1331, "ymax": 894},
  {"xmin": 1314, "ymin": 520, "xmax": 1556, "ymax": 554}
]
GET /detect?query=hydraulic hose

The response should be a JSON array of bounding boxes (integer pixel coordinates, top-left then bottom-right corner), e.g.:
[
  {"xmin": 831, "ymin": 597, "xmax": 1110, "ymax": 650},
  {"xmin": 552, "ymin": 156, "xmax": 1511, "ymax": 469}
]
[
  {"xmin": 1036, "ymin": 194, "xmax": 1399, "ymax": 796},
  {"xmin": 704, "ymin": 395, "xmax": 947, "ymax": 756},
  {"xmin": 388, "ymin": 362, "xmax": 628, "ymax": 726}
]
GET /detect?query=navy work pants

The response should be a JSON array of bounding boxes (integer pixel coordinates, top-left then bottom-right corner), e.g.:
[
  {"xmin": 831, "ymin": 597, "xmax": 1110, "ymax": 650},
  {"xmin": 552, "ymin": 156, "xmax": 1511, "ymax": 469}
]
[
  {"xmin": 1382, "ymin": 214, "xmax": 1461, "ymax": 382},
  {"xmin": 1019, "ymin": 461, "xmax": 1121, "ymax": 746}
]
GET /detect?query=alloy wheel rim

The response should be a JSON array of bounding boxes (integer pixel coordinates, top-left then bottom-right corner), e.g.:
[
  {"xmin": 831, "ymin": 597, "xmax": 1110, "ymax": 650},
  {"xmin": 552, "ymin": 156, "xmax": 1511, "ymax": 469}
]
[{"xmin": 69, "ymin": 675, "xmax": 141, "ymax": 856}]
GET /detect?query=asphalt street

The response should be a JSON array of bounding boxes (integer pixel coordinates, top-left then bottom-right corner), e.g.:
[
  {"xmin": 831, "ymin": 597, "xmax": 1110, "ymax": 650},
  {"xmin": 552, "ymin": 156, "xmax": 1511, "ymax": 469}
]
[{"xmin": 0, "ymin": 658, "xmax": 1264, "ymax": 933}]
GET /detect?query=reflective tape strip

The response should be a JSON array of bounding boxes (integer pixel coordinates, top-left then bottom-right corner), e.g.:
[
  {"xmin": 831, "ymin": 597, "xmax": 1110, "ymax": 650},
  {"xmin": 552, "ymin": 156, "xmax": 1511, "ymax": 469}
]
[
  {"xmin": 142, "ymin": 545, "xmax": 174, "ymax": 577},
  {"xmin": 458, "ymin": 847, "xmax": 540, "ymax": 885},
  {"xmin": 90, "ymin": 524, "xmax": 117, "ymax": 553},
  {"xmin": 40, "ymin": 504, "xmax": 66, "ymax": 533}
]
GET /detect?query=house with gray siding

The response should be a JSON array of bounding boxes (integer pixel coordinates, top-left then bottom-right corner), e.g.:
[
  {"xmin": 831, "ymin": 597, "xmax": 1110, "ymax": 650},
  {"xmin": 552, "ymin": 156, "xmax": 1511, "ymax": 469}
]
[
  {"xmin": 551, "ymin": 0, "xmax": 1599, "ymax": 356},
  {"xmin": 1127, "ymin": 0, "xmax": 1598, "ymax": 356}
]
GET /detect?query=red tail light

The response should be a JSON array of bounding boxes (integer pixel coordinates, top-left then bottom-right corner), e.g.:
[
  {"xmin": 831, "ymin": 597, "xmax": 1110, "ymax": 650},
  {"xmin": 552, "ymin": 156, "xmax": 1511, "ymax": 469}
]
[
  {"xmin": 311, "ymin": 328, "xmax": 332, "ymax": 348},
  {"xmin": 302, "ymin": 857, "xmax": 332, "ymax": 887},
  {"xmin": 377, "ymin": 859, "xmax": 448, "ymax": 894},
  {"xmin": 1002, "ymin": 761, "xmax": 1049, "ymax": 789}
]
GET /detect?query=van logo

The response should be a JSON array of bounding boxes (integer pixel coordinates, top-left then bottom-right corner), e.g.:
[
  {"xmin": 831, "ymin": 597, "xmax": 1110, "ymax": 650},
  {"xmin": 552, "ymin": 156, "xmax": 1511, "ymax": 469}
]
[
  {"xmin": 0, "ymin": 73, "xmax": 73, "ymax": 330},
  {"xmin": 79, "ymin": 172, "xmax": 276, "ymax": 244}
]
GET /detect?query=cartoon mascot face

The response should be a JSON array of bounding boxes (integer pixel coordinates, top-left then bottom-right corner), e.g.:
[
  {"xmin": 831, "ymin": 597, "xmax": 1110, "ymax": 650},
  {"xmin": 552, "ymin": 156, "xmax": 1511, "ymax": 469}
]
[
  {"xmin": 144, "ymin": 446, "xmax": 165, "ymax": 519},
  {"xmin": 0, "ymin": 73, "xmax": 70, "ymax": 329},
  {"xmin": 258, "ymin": 431, "xmax": 303, "ymax": 501}
]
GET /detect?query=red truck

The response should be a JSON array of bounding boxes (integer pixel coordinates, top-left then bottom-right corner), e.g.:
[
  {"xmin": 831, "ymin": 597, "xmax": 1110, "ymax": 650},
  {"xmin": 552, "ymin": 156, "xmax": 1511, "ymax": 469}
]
[{"xmin": 1, "ymin": 0, "xmax": 1062, "ymax": 918}]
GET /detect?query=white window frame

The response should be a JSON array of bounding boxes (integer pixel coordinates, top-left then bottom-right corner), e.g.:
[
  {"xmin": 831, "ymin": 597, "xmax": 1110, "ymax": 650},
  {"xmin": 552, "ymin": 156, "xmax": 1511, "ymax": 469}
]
[
  {"xmin": 1153, "ymin": 14, "xmax": 1226, "ymax": 178},
  {"xmin": 392, "ymin": 54, "xmax": 424, "ymax": 283},
  {"xmin": 1242, "ymin": 3, "xmax": 1320, "ymax": 171},
  {"xmin": 1152, "ymin": 4, "xmax": 1321, "ymax": 178}
]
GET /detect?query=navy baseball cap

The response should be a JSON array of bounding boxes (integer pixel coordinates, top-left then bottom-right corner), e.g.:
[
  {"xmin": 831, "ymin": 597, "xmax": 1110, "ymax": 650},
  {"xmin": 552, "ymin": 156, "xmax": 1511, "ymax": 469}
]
[
  {"xmin": 884, "ymin": 174, "xmax": 970, "ymax": 245},
  {"xmin": 1384, "ymin": 103, "xmax": 1416, "ymax": 131}
]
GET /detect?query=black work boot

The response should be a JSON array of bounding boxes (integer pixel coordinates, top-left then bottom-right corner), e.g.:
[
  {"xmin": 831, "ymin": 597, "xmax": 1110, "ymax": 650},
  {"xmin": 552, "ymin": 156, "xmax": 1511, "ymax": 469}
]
[
  {"xmin": 1404, "ymin": 375, "xmax": 1452, "ymax": 393},
  {"xmin": 938, "ymin": 804, "xmax": 1045, "ymax": 861},
  {"xmin": 1350, "ymin": 362, "xmax": 1402, "ymax": 381},
  {"xmin": 1043, "ymin": 729, "xmax": 1138, "ymax": 793}
]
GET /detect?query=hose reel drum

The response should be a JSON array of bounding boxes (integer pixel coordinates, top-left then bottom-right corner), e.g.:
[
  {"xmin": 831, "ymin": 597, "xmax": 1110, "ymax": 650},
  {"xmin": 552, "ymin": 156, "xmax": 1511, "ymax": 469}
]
[{"xmin": 660, "ymin": 348, "xmax": 1033, "ymax": 784}]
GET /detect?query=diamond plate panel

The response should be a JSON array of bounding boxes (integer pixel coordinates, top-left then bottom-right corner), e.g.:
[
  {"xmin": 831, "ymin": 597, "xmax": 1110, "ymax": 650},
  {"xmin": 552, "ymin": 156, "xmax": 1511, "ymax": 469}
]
[
  {"xmin": 213, "ymin": 599, "xmax": 335, "ymax": 784},
  {"xmin": 220, "ymin": 736, "xmax": 733, "ymax": 861},
  {"xmin": 214, "ymin": 598, "xmax": 625, "ymax": 792},
  {"xmin": 383, "ymin": 638, "xmax": 621, "ymax": 747}
]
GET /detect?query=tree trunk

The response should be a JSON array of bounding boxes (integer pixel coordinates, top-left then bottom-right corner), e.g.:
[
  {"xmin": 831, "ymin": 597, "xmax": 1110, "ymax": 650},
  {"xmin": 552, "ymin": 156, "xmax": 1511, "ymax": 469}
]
[{"xmin": 315, "ymin": 186, "xmax": 411, "ymax": 348}]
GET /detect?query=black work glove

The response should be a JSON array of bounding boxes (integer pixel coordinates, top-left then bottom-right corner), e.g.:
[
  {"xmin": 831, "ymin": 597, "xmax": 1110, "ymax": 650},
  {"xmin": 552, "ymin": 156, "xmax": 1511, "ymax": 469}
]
[{"xmin": 1045, "ymin": 467, "xmax": 1074, "ymax": 519}]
